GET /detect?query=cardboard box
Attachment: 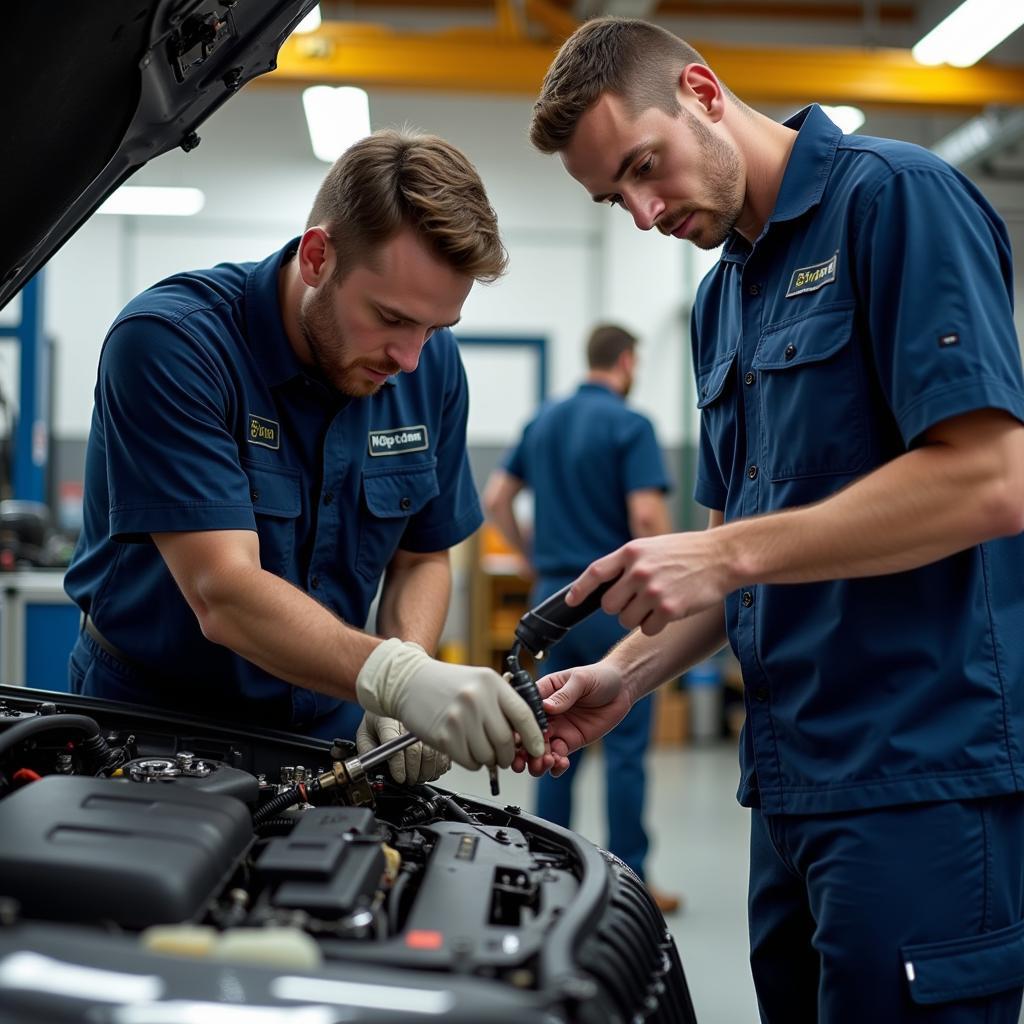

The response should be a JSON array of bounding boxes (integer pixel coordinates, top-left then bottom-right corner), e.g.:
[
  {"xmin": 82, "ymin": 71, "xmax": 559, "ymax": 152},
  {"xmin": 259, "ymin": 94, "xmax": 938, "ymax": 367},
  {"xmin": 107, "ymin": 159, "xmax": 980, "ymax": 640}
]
[{"xmin": 652, "ymin": 684, "xmax": 690, "ymax": 747}]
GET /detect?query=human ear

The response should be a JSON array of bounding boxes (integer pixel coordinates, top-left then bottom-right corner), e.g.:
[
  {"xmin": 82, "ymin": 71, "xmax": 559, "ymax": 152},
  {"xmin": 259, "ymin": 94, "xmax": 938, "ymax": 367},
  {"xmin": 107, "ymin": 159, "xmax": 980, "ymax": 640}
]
[
  {"xmin": 296, "ymin": 227, "xmax": 335, "ymax": 287},
  {"xmin": 679, "ymin": 64, "xmax": 725, "ymax": 122}
]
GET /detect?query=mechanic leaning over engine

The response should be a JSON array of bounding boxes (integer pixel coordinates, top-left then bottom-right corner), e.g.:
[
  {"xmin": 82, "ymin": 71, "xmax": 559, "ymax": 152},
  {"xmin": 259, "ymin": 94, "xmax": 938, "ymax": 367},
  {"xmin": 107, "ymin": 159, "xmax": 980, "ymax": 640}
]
[
  {"xmin": 518, "ymin": 18, "xmax": 1024, "ymax": 1024},
  {"xmin": 63, "ymin": 128, "xmax": 545, "ymax": 784}
]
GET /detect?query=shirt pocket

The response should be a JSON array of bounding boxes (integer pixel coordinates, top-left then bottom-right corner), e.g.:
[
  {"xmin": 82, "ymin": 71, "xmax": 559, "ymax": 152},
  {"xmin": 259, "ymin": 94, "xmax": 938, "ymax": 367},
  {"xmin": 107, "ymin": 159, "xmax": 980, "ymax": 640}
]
[
  {"xmin": 696, "ymin": 347, "xmax": 740, "ymax": 479},
  {"xmin": 901, "ymin": 916, "xmax": 1024, "ymax": 1005},
  {"xmin": 752, "ymin": 301, "xmax": 870, "ymax": 481},
  {"xmin": 356, "ymin": 460, "xmax": 440, "ymax": 582},
  {"xmin": 241, "ymin": 459, "xmax": 301, "ymax": 576}
]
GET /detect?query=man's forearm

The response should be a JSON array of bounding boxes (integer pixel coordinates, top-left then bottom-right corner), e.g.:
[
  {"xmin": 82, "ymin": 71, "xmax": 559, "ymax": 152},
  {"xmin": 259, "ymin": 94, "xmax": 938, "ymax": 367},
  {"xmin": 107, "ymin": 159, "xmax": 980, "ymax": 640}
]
[
  {"xmin": 720, "ymin": 414, "xmax": 1024, "ymax": 589},
  {"xmin": 488, "ymin": 503, "xmax": 529, "ymax": 560},
  {"xmin": 483, "ymin": 470, "xmax": 531, "ymax": 560},
  {"xmin": 608, "ymin": 604, "xmax": 727, "ymax": 704},
  {"xmin": 376, "ymin": 550, "xmax": 451, "ymax": 653},
  {"xmin": 194, "ymin": 563, "xmax": 376, "ymax": 699}
]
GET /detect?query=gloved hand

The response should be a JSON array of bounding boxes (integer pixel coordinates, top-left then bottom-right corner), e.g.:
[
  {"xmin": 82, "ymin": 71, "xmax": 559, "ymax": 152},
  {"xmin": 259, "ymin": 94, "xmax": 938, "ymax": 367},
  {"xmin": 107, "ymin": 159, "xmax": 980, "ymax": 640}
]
[
  {"xmin": 356, "ymin": 712, "xmax": 451, "ymax": 785},
  {"xmin": 357, "ymin": 638, "xmax": 546, "ymax": 771}
]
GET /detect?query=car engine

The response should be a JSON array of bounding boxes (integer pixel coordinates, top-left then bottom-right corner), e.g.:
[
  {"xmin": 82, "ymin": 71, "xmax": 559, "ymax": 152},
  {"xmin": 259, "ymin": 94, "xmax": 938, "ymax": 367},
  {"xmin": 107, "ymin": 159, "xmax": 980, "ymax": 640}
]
[{"xmin": 0, "ymin": 686, "xmax": 697, "ymax": 1023}]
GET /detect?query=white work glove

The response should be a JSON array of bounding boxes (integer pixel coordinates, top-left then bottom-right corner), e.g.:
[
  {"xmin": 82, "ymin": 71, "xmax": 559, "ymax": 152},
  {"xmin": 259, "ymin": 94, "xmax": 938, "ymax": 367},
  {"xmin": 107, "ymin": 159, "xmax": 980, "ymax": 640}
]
[
  {"xmin": 356, "ymin": 638, "xmax": 546, "ymax": 771},
  {"xmin": 356, "ymin": 712, "xmax": 451, "ymax": 785}
]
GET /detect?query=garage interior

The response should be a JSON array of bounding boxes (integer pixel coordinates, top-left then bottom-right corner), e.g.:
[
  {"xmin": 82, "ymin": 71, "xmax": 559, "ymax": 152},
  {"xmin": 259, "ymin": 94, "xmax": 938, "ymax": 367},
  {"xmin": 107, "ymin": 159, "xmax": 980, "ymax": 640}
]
[{"xmin": 1, "ymin": 2, "xmax": 1022, "ymax": 1022}]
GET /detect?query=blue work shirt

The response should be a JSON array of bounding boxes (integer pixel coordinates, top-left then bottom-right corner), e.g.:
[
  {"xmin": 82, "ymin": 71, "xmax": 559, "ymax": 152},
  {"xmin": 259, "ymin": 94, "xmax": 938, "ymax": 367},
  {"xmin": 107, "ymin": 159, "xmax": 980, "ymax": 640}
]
[
  {"xmin": 503, "ymin": 382, "xmax": 670, "ymax": 575},
  {"xmin": 693, "ymin": 105, "xmax": 1024, "ymax": 815},
  {"xmin": 65, "ymin": 240, "xmax": 482, "ymax": 729}
]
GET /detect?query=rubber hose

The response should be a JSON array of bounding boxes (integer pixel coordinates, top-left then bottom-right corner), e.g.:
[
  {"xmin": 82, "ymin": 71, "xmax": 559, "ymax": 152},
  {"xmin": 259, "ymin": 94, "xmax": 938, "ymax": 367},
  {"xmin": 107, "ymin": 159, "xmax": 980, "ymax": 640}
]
[{"xmin": 0, "ymin": 713, "xmax": 119, "ymax": 774}]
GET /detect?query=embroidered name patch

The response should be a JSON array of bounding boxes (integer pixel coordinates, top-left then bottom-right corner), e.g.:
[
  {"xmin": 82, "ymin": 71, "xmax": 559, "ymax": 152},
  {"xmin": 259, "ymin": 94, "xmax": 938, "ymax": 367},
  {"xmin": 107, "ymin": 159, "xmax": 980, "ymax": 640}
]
[
  {"xmin": 368, "ymin": 425, "xmax": 429, "ymax": 456},
  {"xmin": 786, "ymin": 252, "xmax": 838, "ymax": 298},
  {"xmin": 248, "ymin": 415, "xmax": 280, "ymax": 450}
]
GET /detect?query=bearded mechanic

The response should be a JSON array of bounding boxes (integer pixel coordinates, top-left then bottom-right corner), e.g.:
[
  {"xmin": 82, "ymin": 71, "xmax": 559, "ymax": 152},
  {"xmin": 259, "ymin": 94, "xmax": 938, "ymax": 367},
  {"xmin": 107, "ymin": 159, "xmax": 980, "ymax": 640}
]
[
  {"xmin": 519, "ymin": 17, "xmax": 1024, "ymax": 1023},
  {"xmin": 64, "ymin": 129, "xmax": 545, "ymax": 782}
]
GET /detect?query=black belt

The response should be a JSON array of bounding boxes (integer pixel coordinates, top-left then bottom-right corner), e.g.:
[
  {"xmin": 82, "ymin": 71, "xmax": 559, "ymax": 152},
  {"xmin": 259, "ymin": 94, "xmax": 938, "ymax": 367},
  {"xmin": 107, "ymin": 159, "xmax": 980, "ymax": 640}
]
[{"xmin": 83, "ymin": 615, "xmax": 149, "ymax": 672}]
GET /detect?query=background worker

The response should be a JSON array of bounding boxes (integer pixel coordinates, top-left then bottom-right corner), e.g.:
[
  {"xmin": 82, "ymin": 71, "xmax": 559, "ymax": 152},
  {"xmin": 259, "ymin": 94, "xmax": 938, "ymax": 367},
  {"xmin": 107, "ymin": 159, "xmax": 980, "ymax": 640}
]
[
  {"xmin": 484, "ymin": 323, "xmax": 679, "ymax": 914},
  {"xmin": 519, "ymin": 17, "xmax": 1024, "ymax": 1022},
  {"xmin": 64, "ymin": 129, "xmax": 545, "ymax": 784}
]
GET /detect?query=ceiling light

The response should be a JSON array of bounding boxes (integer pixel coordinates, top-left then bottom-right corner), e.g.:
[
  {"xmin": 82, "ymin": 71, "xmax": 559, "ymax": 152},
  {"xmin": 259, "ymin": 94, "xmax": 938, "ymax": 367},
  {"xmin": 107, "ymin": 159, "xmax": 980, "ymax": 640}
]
[
  {"xmin": 821, "ymin": 105, "xmax": 865, "ymax": 134},
  {"xmin": 931, "ymin": 113, "xmax": 999, "ymax": 165},
  {"xmin": 293, "ymin": 5, "xmax": 321, "ymax": 34},
  {"xmin": 96, "ymin": 186, "xmax": 205, "ymax": 217},
  {"xmin": 930, "ymin": 108, "xmax": 1024, "ymax": 168},
  {"xmin": 302, "ymin": 86, "xmax": 371, "ymax": 164},
  {"xmin": 912, "ymin": 0, "xmax": 1024, "ymax": 67}
]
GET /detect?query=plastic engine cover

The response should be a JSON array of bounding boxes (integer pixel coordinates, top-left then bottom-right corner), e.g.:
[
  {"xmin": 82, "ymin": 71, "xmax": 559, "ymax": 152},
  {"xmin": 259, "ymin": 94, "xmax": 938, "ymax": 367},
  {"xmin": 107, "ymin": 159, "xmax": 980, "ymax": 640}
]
[{"xmin": 0, "ymin": 775, "xmax": 251, "ymax": 927}]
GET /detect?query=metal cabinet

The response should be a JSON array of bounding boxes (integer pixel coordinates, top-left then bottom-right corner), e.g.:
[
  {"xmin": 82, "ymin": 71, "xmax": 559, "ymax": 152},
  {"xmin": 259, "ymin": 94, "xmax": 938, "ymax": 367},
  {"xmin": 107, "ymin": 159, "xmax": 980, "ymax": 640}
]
[{"xmin": 0, "ymin": 571, "xmax": 79, "ymax": 691}]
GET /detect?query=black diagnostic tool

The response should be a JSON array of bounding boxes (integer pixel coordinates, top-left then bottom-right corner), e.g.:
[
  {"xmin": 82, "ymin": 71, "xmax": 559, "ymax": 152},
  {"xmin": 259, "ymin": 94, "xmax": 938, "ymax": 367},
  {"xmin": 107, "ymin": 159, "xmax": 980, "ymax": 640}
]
[
  {"xmin": 514, "ymin": 579, "xmax": 617, "ymax": 661},
  {"xmin": 505, "ymin": 578, "xmax": 618, "ymax": 736}
]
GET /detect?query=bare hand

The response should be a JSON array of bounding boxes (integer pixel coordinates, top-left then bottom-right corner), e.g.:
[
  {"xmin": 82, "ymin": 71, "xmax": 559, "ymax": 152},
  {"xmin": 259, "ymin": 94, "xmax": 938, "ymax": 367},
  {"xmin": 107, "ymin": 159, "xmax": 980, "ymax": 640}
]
[
  {"xmin": 511, "ymin": 661, "xmax": 631, "ymax": 777},
  {"xmin": 565, "ymin": 531, "xmax": 735, "ymax": 636}
]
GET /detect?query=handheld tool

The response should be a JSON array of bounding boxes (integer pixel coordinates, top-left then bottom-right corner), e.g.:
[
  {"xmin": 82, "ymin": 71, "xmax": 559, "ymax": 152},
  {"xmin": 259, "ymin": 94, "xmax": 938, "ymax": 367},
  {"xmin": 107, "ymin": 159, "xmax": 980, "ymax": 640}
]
[
  {"xmin": 491, "ymin": 577, "xmax": 617, "ymax": 795},
  {"xmin": 336, "ymin": 578, "xmax": 618, "ymax": 803}
]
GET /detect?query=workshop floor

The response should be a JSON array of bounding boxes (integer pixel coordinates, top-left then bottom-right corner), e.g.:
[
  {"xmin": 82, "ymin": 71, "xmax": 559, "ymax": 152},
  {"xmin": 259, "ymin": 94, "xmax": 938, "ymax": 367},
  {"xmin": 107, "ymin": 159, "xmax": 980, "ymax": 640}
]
[
  {"xmin": 447, "ymin": 741, "xmax": 758, "ymax": 1024},
  {"xmin": 452, "ymin": 745, "xmax": 1024, "ymax": 1024}
]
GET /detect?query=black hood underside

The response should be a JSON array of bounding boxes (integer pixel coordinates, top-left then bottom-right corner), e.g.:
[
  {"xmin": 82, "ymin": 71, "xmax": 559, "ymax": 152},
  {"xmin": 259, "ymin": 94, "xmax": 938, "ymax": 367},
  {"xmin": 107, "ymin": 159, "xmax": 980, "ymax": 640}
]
[{"xmin": 1, "ymin": 0, "xmax": 314, "ymax": 309}]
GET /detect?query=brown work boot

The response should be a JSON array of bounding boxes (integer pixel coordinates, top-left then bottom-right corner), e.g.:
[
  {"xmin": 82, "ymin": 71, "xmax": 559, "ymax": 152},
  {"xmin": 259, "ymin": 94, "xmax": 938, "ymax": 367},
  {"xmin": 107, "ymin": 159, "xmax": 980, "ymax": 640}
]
[{"xmin": 647, "ymin": 884, "xmax": 683, "ymax": 915}]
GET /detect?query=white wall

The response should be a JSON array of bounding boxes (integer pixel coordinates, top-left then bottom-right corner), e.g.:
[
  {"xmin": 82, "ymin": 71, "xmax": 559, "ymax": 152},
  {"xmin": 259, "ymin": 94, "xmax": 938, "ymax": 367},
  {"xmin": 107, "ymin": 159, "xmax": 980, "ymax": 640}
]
[
  {"xmin": 42, "ymin": 85, "xmax": 1024, "ymax": 451},
  {"xmin": 45, "ymin": 87, "xmax": 692, "ymax": 451}
]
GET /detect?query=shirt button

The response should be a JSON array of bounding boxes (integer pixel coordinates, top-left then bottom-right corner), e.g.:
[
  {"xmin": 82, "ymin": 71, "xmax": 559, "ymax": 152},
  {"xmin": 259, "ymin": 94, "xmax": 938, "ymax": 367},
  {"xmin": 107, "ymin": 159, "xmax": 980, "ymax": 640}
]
[
  {"xmin": 741, "ymin": 591, "xmax": 753, "ymax": 607},
  {"xmin": 399, "ymin": 496, "xmax": 412, "ymax": 511},
  {"xmin": 784, "ymin": 344, "xmax": 797, "ymax": 361},
  {"xmin": 747, "ymin": 465, "xmax": 758, "ymax": 480},
  {"xmin": 323, "ymin": 492, "xmax": 333, "ymax": 506},
  {"xmin": 744, "ymin": 371, "xmax": 755, "ymax": 386},
  {"xmin": 250, "ymin": 489, "xmax": 260, "ymax": 502},
  {"xmin": 310, "ymin": 575, "xmax": 320, "ymax": 590},
  {"xmin": 747, "ymin": 283, "xmax": 761, "ymax": 296},
  {"xmin": 754, "ymin": 687, "xmax": 769, "ymax": 702}
]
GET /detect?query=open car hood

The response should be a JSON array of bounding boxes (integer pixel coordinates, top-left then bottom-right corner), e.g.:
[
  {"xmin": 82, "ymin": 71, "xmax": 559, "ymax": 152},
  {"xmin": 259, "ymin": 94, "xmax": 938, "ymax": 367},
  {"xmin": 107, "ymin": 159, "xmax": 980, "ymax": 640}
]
[{"xmin": 1, "ymin": 0, "xmax": 315, "ymax": 310}]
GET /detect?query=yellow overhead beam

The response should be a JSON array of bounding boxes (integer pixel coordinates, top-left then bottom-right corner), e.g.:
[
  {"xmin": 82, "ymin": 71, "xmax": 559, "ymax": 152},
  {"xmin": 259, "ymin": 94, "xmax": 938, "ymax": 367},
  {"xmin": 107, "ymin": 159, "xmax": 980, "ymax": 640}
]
[{"xmin": 266, "ymin": 21, "xmax": 1024, "ymax": 110}]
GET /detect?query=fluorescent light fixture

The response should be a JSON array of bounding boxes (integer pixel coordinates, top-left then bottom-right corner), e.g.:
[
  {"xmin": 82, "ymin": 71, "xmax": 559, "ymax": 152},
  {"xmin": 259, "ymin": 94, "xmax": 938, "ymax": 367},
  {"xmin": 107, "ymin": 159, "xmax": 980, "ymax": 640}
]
[
  {"xmin": 931, "ymin": 108, "xmax": 1024, "ymax": 168},
  {"xmin": 912, "ymin": 0, "xmax": 1024, "ymax": 67},
  {"xmin": 931, "ymin": 112, "xmax": 999, "ymax": 165},
  {"xmin": 821, "ymin": 105, "xmax": 865, "ymax": 134},
  {"xmin": 293, "ymin": 5, "xmax": 321, "ymax": 34},
  {"xmin": 302, "ymin": 86, "xmax": 371, "ymax": 163},
  {"xmin": 97, "ymin": 186, "xmax": 205, "ymax": 217}
]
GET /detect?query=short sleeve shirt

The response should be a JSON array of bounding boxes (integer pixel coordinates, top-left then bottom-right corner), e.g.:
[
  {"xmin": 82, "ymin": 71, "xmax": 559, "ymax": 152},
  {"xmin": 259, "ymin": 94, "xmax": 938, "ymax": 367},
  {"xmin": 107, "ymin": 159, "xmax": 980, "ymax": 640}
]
[
  {"xmin": 692, "ymin": 106, "xmax": 1024, "ymax": 814},
  {"xmin": 64, "ymin": 240, "xmax": 482, "ymax": 725},
  {"xmin": 503, "ymin": 382, "xmax": 670, "ymax": 575}
]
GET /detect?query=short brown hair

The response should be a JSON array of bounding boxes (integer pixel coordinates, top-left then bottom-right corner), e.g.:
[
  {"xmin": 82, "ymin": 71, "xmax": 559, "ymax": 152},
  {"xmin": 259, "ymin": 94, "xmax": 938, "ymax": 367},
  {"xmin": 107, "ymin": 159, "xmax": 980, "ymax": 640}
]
[
  {"xmin": 307, "ymin": 128, "xmax": 507, "ymax": 282},
  {"xmin": 587, "ymin": 323, "xmax": 637, "ymax": 370},
  {"xmin": 530, "ymin": 17, "xmax": 713, "ymax": 154}
]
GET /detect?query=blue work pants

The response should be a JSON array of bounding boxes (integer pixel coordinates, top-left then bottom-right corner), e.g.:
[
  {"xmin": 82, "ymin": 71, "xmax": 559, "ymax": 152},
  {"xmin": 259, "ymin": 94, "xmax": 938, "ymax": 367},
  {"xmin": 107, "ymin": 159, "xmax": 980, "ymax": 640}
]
[
  {"xmin": 749, "ymin": 795, "xmax": 1024, "ymax": 1023},
  {"xmin": 532, "ymin": 576, "xmax": 652, "ymax": 879}
]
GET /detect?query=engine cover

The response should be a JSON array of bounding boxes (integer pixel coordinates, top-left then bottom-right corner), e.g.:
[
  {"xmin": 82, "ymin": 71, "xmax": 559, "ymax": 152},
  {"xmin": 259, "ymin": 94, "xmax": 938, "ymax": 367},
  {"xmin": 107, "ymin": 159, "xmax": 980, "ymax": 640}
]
[{"xmin": 0, "ymin": 776, "xmax": 251, "ymax": 927}]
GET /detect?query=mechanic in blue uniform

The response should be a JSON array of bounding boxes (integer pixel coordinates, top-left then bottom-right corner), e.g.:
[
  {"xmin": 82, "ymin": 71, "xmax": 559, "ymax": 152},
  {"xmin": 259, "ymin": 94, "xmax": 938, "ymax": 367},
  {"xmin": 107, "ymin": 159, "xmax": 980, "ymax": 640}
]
[
  {"xmin": 518, "ymin": 18, "xmax": 1024, "ymax": 1022},
  {"xmin": 483, "ymin": 323, "xmax": 680, "ymax": 913},
  {"xmin": 64, "ymin": 129, "xmax": 545, "ymax": 784},
  {"xmin": 481, "ymin": 321, "xmax": 679, "ymax": 913}
]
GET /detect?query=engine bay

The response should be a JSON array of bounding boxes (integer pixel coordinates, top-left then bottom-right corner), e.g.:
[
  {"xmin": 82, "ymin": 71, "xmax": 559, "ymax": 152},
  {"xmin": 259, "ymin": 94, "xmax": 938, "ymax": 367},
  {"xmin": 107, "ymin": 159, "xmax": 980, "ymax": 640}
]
[{"xmin": 0, "ymin": 686, "xmax": 696, "ymax": 1023}]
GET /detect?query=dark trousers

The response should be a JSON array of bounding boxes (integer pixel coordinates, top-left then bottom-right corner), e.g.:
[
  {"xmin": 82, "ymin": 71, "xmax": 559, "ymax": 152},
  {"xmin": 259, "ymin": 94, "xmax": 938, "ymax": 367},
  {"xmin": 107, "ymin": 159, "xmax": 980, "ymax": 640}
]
[
  {"xmin": 532, "ymin": 576, "xmax": 652, "ymax": 878},
  {"xmin": 749, "ymin": 795, "xmax": 1024, "ymax": 1023}
]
